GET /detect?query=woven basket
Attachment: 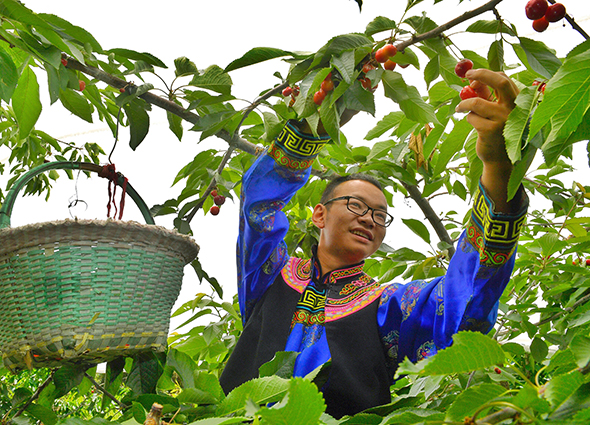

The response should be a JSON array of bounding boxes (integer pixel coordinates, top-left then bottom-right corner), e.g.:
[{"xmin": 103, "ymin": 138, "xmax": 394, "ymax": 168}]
[{"xmin": 0, "ymin": 162, "xmax": 199, "ymax": 372}]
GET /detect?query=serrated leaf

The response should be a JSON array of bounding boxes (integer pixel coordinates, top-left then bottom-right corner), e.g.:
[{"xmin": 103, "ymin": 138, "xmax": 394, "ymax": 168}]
[
  {"xmin": 446, "ymin": 383, "xmax": 505, "ymax": 421},
  {"xmin": 12, "ymin": 66, "xmax": 41, "ymax": 139},
  {"xmin": 190, "ymin": 65, "xmax": 232, "ymax": 95},
  {"xmin": 331, "ymin": 50, "xmax": 355, "ymax": 84},
  {"xmin": 0, "ymin": 44, "xmax": 18, "ymax": 103},
  {"xmin": 342, "ymin": 80, "xmax": 375, "ymax": 116},
  {"xmin": 174, "ymin": 56, "xmax": 199, "ymax": 77},
  {"xmin": 504, "ymin": 86, "xmax": 538, "ymax": 162},
  {"xmin": 571, "ymin": 335, "xmax": 590, "ymax": 368},
  {"xmin": 507, "ymin": 140, "xmax": 538, "ymax": 201},
  {"xmin": 225, "ymin": 47, "xmax": 293, "ymax": 73},
  {"xmin": 382, "ymin": 72, "xmax": 438, "ymax": 124},
  {"xmin": 518, "ymin": 37, "xmax": 562, "ymax": 79},
  {"xmin": 528, "ymin": 49, "xmax": 590, "ymax": 165},
  {"xmin": 259, "ymin": 351, "xmax": 299, "ymax": 379},
  {"xmin": 108, "ymin": 48, "xmax": 166, "ymax": 68},
  {"xmin": 423, "ymin": 57, "xmax": 440, "ymax": 89},
  {"xmin": 367, "ymin": 139, "xmax": 396, "ymax": 160},
  {"xmin": 59, "ymin": 88, "xmax": 93, "ymax": 123},
  {"xmin": 433, "ymin": 118, "xmax": 472, "ymax": 175},
  {"xmin": 365, "ymin": 112, "xmax": 404, "ymax": 140},
  {"xmin": 402, "ymin": 218, "xmax": 430, "ymax": 244},
  {"xmin": 544, "ymin": 371, "xmax": 584, "ymax": 409},
  {"xmin": 38, "ymin": 13, "xmax": 102, "ymax": 52},
  {"xmin": 257, "ymin": 378, "xmax": 325, "ymax": 424},
  {"xmin": 531, "ymin": 337, "xmax": 549, "ymax": 363},
  {"xmin": 26, "ymin": 403, "xmax": 58, "ymax": 425},
  {"xmin": 177, "ymin": 387, "xmax": 218, "ymax": 405},
  {"xmin": 382, "ymin": 408, "xmax": 444, "ymax": 424},
  {"xmin": 216, "ymin": 376, "xmax": 290, "ymax": 416},
  {"xmin": 421, "ymin": 331, "xmax": 505, "ymax": 376},
  {"xmin": 488, "ymin": 40, "xmax": 504, "ymax": 72},
  {"xmin": 365, "ymin": 16, "xmax": 397, "ymax": 37},
  {"xmin": 167, "ymin": 110, "xmax": 183, "ymax": 141},
  {"xmin": 53, "ymin": 364, "xmax": 86, "ymax": 398},
  {"xmin": 127, "ymin": 352, "xmax": 164, "ymax": 395},
  {"xmin": 466, "ymin": 20, "xmax": 516, "ymax": 37},
  {"xmin": 124, "ymin": 100, "xmax": 150, "ymax": 150},
  {"xmin": 166, "ymin": 348, "xmax": 197, "ymax": 388}
]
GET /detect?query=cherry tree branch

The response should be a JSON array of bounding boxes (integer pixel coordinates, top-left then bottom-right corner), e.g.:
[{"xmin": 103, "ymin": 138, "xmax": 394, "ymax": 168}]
[{"xmin": 547, "ymin": 0, "xmax": 589, "ymax": 40}]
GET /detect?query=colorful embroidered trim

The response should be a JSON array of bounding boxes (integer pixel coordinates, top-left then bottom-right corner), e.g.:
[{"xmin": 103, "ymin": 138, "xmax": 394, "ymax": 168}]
[
  {"xmin": 282, "ymin": 257, "xmax": 312, "ymax": 293},
  {"xmin": 467, "ymin": 185, "xmax": 526, "ymax": 267},
  {"xmin": 276, "ymin": 122, "xmax": 328, "ymax": 158},
  {"xmin": 268, "ymin": 143, "xmax": 315, "ymax": 170},
  {"xmin": 326, "ymin": 282, "xmax": 385, "ymax": 322}
]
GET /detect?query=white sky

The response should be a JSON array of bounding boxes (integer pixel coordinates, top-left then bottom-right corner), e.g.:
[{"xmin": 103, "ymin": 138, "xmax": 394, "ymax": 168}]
[{"xmin": 9, "ymin": 0, "xmax": 590, "ymax": 331}]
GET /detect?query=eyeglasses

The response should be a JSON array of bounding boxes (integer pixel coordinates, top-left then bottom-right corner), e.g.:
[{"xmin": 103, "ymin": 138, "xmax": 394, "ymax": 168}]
[{"xmin": 323, "ymin": 196, "xmax": 393, "ymax": 228}]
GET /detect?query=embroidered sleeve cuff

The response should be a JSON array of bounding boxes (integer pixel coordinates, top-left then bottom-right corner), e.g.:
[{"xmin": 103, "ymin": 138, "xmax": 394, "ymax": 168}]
[
  {"xmin": 267, "ymin": 120, "xmax": 330, "ymax": 170},
  {"xmin": 466, "ymin": 182, "xmax": 528, "ymax": 267}
]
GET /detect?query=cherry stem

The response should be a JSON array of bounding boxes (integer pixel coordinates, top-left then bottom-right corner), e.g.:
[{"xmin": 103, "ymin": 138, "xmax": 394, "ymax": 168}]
[{"xmin": 547, "ymin": 0, "xmax": 590, "ymax": 40}]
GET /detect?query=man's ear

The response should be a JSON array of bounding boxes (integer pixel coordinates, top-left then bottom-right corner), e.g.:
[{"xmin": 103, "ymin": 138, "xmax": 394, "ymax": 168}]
[{"xmin": 312, "ymin": 204, "xmax": 327, "ymax": 229}]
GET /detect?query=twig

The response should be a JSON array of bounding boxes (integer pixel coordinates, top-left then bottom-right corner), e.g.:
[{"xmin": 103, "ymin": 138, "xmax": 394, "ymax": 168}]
[
  {"xmin": 84, "ymin": 371, "xmax": 126, "ymax": 410},
  {"xmin": 547, "ymin": 0, "xmax": 590, "ymax": 40},
  {"xmin": 13, "ymin": 370, "xmax": 55, "ymax": 419}
]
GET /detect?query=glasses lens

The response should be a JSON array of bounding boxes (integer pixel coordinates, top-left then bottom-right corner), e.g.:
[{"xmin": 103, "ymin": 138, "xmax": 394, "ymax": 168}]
[
  {"xmin": 373, "ymin": 210, "xmax": 389, "ymax": 226},
  {"xmin": 346, "ymin": 197, "xmax": 368, "ymax": 215}
]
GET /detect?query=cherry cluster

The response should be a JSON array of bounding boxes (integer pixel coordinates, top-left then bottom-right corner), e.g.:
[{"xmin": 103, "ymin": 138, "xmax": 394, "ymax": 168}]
[
  {"xmin": 282, "ymin": 85, "xmax": 300, "ymax": 107},
  {"xmin": 209, "ymin": 189, "xmax": 225, "ymax": 216},
  {"xmin": 525, "ymin": 0, "xmax": 566, "ymax": 33},
  {"xmin": 313, "ymin": 73, "xmax": 335, "ymax": 106},
  {"xmin": 454, "ymin": 59, "xmax": 479, "ymax": 100}
]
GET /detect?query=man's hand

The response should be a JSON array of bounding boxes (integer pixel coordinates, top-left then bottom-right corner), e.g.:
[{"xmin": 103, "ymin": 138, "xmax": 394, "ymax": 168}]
[{"xmin": 455, "ymin": 69, "xmax": 520, "ymax": 213}]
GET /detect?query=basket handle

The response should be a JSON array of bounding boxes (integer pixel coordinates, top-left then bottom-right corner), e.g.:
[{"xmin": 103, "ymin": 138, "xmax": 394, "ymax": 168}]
[{"xmin": 0, "ymin": 161, "xmax": 155, "ymax": 229}]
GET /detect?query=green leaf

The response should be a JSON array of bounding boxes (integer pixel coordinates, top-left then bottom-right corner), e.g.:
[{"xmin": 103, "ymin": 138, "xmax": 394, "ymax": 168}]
[
  {"xmin": 342, "ymin": 80, "xmax": 375, "ymax": 116},
  {"xmin": 518, "ymin": 37, "xmax": 562, "ymax": 79},
  {"xmin": 544, "ymin": 371, "xmax": 584, "ymax": 409},
  {"xmin": 433, "ymin": 118, "xmax": 472, "ymax": 175},
  {"xmin": 423, "ymin": 56, "xmax": 440, "ymax": 89},
  {"xmin": 331, "ymin": 50, "xmax": 356, "ymax": 84},
  {"xmin": 488, "ymin": 40, "xmax": 504, "ymax": 72},
  {"xmin": 59, "ymin": 88, "xmax": 93, "ymax": 123},
  {"xmin": 216, "ymin": 376, "xmax": 290, "ymax": 416},
  {"xmin": 108, "ymin": 48, "xmax": 166, "ymax": 68},
  {"xmin": 466, "ymin": 20, "xmax": 516, "ymax": 37},
  {"xmin": 381, "ymin": 72, "xmax": 438, "ymax": 124},
  {"xmin": 528, "ymin": 48, "xmax": 590, "ymax": 165},
  {"xmin": 402, "ymin": 218, "xmax": 430, "ymax": 244},
  {"xmin": 190, "ymin": 65, "xmax": 232, "ymax": 95},
  {"xmin": 167, "ymin": 110, "xmax": 183, "ymax": 141},
  {"xmin": 507, "ymin": 141, "xmax": 538, "ymax": 201},
  {"xmin": 103, "ymin": 357, "xmax": 125, "ymax": 410},
  {"xmin": 382, "ymin": 408, "xmax": 444, "ymax": 424},
  {"xmin": 365, "ymin": 113, "xmax": 403, "ymax": 140},
  {"xmin": 0, "ymin": 44, "xmax": 18, "ymax": 103},
  {"xmin": 225, "ymin": 47, "xmax": 293, "ymax": 72},
  {"xmin": 319, "ymin": 95, "xmax": 340, "ymax": 142},
  {"xmin": 124, "ymin": 100, "xmax": 150, "ymax": 150},
  {"xmin": 166, "ymin": 348, "xmax": 197, "ymax": 388},
  {"xmin": 259, "ymin": 351, "xmax": 299, "ymax": 379},
  {"xmin": 53, "ymin": 364, "xmax": 86, "ymax": 398},
  {"xmin": 571, "ymin": 335, "xmax": 590, "ymax": 368},
  {"xmin": 504, "ymin": 86, "xmax": 539, "ymax": 162},
  {"xmin": 0, "ymin": 0, "xmax": 52, "ymax": 29},
  {"xmin": 174, "ymin": 56, "xmax": 199, "ymax": 77},
  {"xmin": 420, "ymin": 331, "xmax": 505, "ymax": 376},
  {"xmin": 12, "ymin": 66, "xmax": 41, "ymax": 139},
  {"xmin": 530, "ymin": 337, "xmax": 549, "ymax": 363},
  {"xmin": 11, "ymin": 387, "xmax": 32, "ymax": 407},
  {"xmin": 365, "ymin": 16, "xmax": 397, "ymax": 36},
  {"xmin": 257, "ymin": 378, "xmax": 326, "ymax": 424},
  {"xmin": 446, "ymin": 383, "xmax": 505, "ymax": 421},
  {"xmin": 25, "ymin": 403, "xmax": 58, "ymax": 425},
  {"xmin": 127, "ymin": 352, "xmax": 164, "ymax": 395},
  {"xmin": 177, "ymin": 387, "xmax": 218, "ymax": 405},
  {"xmin": 38, "ymin": 13, "xmax": 102, "ymax": 52}
]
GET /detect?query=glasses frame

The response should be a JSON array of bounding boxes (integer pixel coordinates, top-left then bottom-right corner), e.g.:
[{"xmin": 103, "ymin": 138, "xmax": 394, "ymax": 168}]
[{"xmin": 322, "ymin": 195, "xmax": 393, "ymax": 228}]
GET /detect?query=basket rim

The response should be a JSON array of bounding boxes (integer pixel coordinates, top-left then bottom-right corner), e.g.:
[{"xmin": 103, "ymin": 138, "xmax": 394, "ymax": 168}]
[{"xmin": 0, "ymin": 218, "xmax": 199, "ymax": 264}]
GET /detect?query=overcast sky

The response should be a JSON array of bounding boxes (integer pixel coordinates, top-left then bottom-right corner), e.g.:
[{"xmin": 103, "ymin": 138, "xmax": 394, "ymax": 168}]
[{"xmin": 11, "ymin": 0, "xmax": 590, "ymax": 330}]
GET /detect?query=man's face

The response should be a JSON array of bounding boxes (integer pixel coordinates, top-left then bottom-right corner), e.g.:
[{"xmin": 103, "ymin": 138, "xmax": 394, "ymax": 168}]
[{"xmin": 313, "ymin": 180, "xmax": 388, "ymax": 266}]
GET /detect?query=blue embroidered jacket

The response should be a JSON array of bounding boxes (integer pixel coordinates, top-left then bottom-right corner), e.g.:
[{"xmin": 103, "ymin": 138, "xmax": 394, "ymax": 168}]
[{"xmin": 219, "ymin": 120, "xmax": 528, "ymax": 418}]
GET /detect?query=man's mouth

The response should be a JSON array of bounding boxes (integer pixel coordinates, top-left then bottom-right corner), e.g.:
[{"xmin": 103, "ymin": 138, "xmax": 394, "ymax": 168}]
[{"xmin": 351, "ymin": 229, "xmax": 372, "ymax": 241}]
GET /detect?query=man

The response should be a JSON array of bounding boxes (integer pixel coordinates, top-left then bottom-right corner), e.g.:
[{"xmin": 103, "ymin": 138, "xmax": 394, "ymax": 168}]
[{"xmin": 219, "ymin": 69, "xmax": 528, "ymax": 418}]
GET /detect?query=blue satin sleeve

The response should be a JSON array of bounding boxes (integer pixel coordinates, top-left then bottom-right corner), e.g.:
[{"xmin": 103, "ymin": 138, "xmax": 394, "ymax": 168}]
[
  {"xmin": 237, "ymin": 121, "xmax": 330, "ymax": 323},
  {"xmin": 377, "ymin": 182, "xmax": 528, "ymax": 372}
]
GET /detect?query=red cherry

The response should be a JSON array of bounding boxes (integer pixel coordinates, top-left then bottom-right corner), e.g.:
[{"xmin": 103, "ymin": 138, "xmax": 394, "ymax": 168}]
[
  {"xmin": 494, "ymin": 367, "xmax": 502, "ymax": 374},
  {"xmin": 282, "ymin": 87, "xmax": 293, "ymax": 96},
  {"xmin": 313, "ymin": 88, "xmax": 326, "ymax": 105},
  {"xmin": 384, "ymin": 60, "xmax": 397, "ymax": 71},
  {"xmin": 292, "ymin": 86, "xmax": 300, "ymax": 96},
  {"xmin": 533, "ymin": 16, "xmax": 549, "ymax": 32},
  {"xmin": 532, "ymin": 80, "xmax": 541, "ymax": 86},
  {"xmin": 586, "ymin": 259, "xmax": 590, "ymax": 267},
  {"xmin": 210, "ymin": 205, "xmax": 220, "ymax": 216},
  {"xmin": 545, "ymin": 3, "xmax": 566, "ymax": 23},
  {"xmin": 573, "ymin": 261, "xmax": 577, "ymax": 266},
  {"xmin": 374, "ymin": 48, "xmax": 389, "ymax": 63},
  {"xmin": 382, "ymin": 44, "xmax": 397, "ymax": 58},
  {"xmin": 525, "ymin": 0, "xmax": 549, "ymax": 20},
  {"xmin": 79, "ymin": 80, "xmax": 86, "ymax": 91},
  {"xmin": 214, "ymin": 195, "xmax": 226, "ymax": 206},
  {"xmin": 460, "ymin": 86, "xmax": 478, "ymax": 100},
  {"xmin": 61, "ymin": 58, "xmax": 67, "ymax": 67},
  {"xmin": 210, "ymin": 189, "xmax": 218, "ymax": 197},
  {"xmin": 454, "ymin": 59, "xmax": 474, "ymax": 78},
  {"xmin": 360, "ymin": 77, "xmax": 372, "ymax": 90},
  {"xmin": 362, "ymin": 62, "xmax": 375, "ymax": 73},
  {"xmin": 321, "ymin": 78, "xmax": 334, "ymax": 92},
  {"xmin": 119, "ymin": 87, "xmax": 126, "ymax": 93},
  {"xmin": 539, "ymin": 83, "xmax": 546, "ymax": 93}
]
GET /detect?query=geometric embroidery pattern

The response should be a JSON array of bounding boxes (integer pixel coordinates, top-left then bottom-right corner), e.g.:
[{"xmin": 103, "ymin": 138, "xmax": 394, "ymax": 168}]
[
  {"xmin": 268, "ymin": 143, "xmax": 315, "ymax": 170},
  {"xmin": 276, "ymin": 123, "xmax": 327, "ymax": 157},
  {"xmin": 282, "ymin": 257, "xmax": 311, "ymax": 293}
]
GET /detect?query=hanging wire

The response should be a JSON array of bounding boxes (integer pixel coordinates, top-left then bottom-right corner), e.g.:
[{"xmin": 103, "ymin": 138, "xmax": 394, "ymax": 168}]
[
  {"xmin": 68, "ymin": 168, "xmax": 88, "ymax": 218},
  {"xmin": 108, "ymin": 107, "xmax": 122, "ymax": 164}
]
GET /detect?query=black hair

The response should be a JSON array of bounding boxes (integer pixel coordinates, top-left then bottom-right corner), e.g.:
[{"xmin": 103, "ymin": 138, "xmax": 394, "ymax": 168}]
[{"xmin": 320, "ymin": 173, "xmax": 383, "ymax": 204}]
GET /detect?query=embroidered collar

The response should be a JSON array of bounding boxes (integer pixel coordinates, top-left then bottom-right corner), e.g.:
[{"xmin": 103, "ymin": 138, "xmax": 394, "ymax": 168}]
[{"xmin": 311, "ymin": 245, "xmax": 365, "ymax": 287}]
